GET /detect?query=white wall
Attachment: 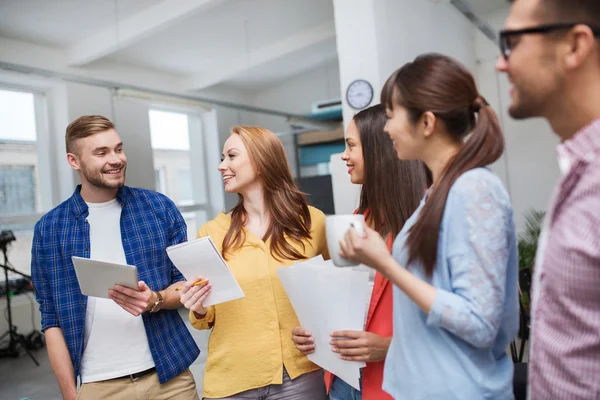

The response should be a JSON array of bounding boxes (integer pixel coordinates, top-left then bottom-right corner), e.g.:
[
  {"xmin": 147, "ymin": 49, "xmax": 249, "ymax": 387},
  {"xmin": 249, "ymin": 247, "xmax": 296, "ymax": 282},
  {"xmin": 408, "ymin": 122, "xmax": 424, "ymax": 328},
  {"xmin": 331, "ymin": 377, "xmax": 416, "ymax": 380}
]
[
  {"xmin": 112, "ymin": 97, "xmax": 156, "ymax": 190},
  {"xmin": 333, "ymin": 0, "xmax": 476, "ymax": 129},
  {"xmin": 475, "ymin": 6, "xmax": 559, "ymax": 232},
  {"xmin": 331, "ymin": 0, "xmax": 477, "ymax": 214},
  {"xmin": 253, "ymin": 58, "xmax": 340, "ymax": 113},
  {"xmin": 374, "ymin": 0, "xmax": 477, "ymax": 80},
  {"xmin": 253, "ymin": 58, "xmax": 342, "ymax": 179}
]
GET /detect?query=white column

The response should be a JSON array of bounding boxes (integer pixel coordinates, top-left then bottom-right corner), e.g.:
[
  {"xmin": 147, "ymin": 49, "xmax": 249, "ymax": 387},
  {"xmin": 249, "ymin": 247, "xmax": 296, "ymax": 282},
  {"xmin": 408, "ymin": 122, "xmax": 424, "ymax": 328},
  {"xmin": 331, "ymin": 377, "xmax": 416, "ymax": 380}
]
[
  {"xmin": 111, "ymin": 96, "xmax": 156, "ymax": 191},
  {"xmin": 200, "ymin": 109, "xmax": 225, "ymax": 218},
  {"xmin": 333, "ymin": 0, "xmax": 476, "ymax": 129},
  {"xmin": 46, "ymin": 83, "xmax": 76, "ymax": 203},
  {"xmin": 332, "ymin": 0, "xmax": 383, "ymax": 131},
  {"xmin": 330, "ymin": 0, "xmax": 477, "ymax": 214}
]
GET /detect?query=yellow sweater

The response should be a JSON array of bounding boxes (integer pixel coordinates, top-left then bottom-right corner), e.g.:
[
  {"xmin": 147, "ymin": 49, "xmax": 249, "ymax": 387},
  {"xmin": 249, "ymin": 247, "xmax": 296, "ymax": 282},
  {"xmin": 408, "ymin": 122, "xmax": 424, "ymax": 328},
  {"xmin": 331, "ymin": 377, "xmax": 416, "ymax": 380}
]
[{"xmin": 190, "ymin": 206, "xmax": 329, "ymax": 398}]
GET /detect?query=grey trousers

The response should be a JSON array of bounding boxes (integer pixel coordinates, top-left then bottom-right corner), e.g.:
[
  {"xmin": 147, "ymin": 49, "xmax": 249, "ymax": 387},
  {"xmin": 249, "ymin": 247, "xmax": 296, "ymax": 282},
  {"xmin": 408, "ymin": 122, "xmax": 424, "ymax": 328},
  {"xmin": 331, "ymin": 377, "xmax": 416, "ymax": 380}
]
[{"xmin": 204, "ymin": 369, "xmax": 326, "ymax": 400}]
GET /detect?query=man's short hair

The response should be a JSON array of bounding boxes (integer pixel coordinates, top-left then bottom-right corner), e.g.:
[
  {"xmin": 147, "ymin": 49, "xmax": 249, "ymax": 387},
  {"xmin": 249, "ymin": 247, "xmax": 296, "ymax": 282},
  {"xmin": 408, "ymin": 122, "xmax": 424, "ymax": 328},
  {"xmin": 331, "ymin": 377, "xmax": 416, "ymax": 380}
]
[
  {"xmin": 510, "ymin": 0, "xmax": 600, "ymax": 28},
  {"xmin": 65, "ymin": 115, "xmax": 115, "ymax": 155},
  {"xmin": 544, "ymin": 0, "xmax": 600, "ymax": 27}
]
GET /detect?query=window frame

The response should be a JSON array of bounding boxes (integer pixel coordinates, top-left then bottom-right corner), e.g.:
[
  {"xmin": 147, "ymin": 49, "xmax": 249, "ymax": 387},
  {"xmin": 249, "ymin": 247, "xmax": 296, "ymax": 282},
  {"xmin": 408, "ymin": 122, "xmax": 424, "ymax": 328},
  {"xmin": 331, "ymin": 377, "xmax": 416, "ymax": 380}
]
[
  {"xmin": 0, "ymin": 85, "xmax": 54, "ymax": 231},
  {"xmin": 147, "ymin": 104, "xmax": 212, "ymax": 223}
]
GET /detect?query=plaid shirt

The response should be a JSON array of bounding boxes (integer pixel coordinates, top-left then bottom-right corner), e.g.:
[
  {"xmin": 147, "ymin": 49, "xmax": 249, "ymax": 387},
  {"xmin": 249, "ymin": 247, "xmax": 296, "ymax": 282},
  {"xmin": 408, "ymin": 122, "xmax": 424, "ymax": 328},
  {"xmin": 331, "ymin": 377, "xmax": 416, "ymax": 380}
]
[
  {"xmin": 31, "ymin": 185, "xmax": 200, "ymax": 384},
  {"xmin": 529, "ymin": 119, "xmax": 600, "ymax": 399}
]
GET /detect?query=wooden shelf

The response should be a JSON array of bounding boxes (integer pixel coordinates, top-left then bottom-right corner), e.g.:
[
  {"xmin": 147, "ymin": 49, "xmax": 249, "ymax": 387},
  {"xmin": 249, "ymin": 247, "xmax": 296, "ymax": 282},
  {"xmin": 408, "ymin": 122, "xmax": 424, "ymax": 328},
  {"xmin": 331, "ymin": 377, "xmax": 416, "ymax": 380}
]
[{"xmin": 297, "ymin": 125, "xmax": 344, "ymax": 146}]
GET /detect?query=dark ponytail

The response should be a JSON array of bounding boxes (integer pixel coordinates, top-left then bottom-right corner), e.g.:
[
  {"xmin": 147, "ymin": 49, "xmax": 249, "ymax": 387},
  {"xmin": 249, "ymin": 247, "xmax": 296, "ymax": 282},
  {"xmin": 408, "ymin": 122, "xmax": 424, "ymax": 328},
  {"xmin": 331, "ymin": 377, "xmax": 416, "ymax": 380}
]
[{"xmin": 381, "ymin": 53, "xmax": 504, "ymax": 277}]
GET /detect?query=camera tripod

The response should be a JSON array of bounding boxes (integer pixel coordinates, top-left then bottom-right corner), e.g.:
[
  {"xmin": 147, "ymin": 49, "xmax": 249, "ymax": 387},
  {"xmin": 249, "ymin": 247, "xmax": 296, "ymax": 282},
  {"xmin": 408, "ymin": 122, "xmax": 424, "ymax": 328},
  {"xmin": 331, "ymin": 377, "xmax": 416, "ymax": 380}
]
[{"xmin": 0, "ymin": 245, "xmax": 39, "ymax": 366}]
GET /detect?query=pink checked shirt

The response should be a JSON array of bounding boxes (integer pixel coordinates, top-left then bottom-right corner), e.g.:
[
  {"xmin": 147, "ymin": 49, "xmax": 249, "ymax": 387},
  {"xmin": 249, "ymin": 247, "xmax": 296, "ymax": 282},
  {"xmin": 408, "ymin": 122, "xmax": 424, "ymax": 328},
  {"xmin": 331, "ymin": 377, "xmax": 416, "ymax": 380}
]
[{"xmin": 529, "ymin": 118, "xmax": 600, "ymax": 399}]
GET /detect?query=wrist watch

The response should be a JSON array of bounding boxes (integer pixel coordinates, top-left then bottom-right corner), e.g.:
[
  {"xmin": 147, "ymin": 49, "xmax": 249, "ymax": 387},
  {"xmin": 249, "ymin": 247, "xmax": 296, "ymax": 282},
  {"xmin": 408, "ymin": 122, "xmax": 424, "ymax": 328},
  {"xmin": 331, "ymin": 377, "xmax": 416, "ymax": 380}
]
[{"xmin": 150, "ymin": 291, "xmax": 164, "ymax": 313}]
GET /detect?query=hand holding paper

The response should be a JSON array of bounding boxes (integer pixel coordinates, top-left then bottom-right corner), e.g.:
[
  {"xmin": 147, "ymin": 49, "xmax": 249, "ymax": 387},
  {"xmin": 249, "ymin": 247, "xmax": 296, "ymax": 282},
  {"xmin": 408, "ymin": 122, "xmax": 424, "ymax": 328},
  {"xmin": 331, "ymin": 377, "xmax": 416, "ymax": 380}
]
[
  {"xmin": 291, "ymin": 326, "xmax": 315, "ymax": 355},
  {"xmin": 178, "ymin": 276, "xmax": 212, "ymax": 317},
  {"xmin": 330, "ymin": 330, "xmax": 391, "ymax": 363}
]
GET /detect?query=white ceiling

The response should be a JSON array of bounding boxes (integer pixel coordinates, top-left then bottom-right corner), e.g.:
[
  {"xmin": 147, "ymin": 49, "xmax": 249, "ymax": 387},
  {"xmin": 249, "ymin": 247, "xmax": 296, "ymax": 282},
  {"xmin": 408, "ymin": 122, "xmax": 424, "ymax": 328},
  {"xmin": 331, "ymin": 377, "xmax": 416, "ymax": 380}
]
[
  {"xmin": 0, "ymin": 0, "xmax": 506, "ymax": 93},
  {"xmin": 0, "ymin": 0, "xmax": 337, "ymax": 92},
  {"xmin": 0, "ymin": 0, "xmax": 164, "ymax": 47},
  {"xmin": 104, "ymin": 0, "xmax": 334, "ymax": 76},
  {"xmin": 463, "ymin": 0, "xmax": 508, "ymax": 19}
]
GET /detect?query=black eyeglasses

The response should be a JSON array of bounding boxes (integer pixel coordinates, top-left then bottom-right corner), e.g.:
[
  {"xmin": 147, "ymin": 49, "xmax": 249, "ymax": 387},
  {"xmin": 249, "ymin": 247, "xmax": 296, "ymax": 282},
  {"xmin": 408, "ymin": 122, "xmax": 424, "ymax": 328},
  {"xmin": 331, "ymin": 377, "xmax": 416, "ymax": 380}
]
[{"xmin": 499, "ymin": 22, "xmax": 600, "ymax": 59}]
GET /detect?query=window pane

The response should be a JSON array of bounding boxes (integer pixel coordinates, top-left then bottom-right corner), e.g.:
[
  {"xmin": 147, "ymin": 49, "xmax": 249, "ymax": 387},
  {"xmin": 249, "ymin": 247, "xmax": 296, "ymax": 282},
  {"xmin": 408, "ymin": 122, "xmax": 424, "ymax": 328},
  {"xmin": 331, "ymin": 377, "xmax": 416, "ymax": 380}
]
[
  {"xmin": 0, "ymin": 88, "xmax": 45, "ymax": 275},
  {"xmin": 177, "ymin": 170, "xmax": 193, "ymax": 204},
  {"xmin": 155, "ymin": 169, "xmax": 161, "ymax": 193},
  {"xmin": 149, "ymin": 109, "xmax": 190, "ymax": 150},
  {"xmin": 0, "ymin": 166, "xmax": 36, "ymax": 214},
  {"xmin": 149, "ymin": 109, "xmax": 203, "ymax": 207},
  {"xmin": 0, "ymin": 89, "xmax": 36, "ymax": 141},
  {"xmin": 154, "ymin": 167, "xmax": 167, "ymax": 195},
  {"xmin": 182, "ymin": 210, "xmax": 208, "ymax": 240}
]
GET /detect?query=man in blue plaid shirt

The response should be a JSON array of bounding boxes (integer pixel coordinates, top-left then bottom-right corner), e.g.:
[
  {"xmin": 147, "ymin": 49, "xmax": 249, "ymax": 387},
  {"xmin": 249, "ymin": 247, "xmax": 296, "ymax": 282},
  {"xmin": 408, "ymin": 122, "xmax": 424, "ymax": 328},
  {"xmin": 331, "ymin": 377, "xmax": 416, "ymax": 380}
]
[{"xmin": 31, "ymin": 115, "xmax": 200, "ymax": 400}]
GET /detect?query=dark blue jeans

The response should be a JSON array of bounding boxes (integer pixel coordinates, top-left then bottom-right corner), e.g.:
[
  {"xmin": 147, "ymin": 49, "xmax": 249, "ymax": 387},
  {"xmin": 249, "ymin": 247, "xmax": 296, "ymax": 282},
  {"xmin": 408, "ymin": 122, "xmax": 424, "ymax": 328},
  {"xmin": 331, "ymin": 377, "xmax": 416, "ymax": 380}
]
[{"xmin": 328, "ymin": 377, "xmax": 362, "ymax": 400}]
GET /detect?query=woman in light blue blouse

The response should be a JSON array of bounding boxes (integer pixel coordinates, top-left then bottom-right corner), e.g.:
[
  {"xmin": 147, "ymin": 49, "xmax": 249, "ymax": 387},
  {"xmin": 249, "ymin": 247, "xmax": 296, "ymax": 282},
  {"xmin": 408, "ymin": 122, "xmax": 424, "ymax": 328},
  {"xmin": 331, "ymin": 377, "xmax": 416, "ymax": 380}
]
[{"xmin": 339, "ymin": 53, "xmax": 519, "ymax": 400}]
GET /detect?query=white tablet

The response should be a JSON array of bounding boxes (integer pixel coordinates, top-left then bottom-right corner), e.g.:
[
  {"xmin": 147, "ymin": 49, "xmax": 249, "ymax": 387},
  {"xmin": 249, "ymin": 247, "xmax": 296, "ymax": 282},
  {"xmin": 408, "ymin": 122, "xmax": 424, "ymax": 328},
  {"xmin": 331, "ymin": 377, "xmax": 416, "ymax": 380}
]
[{"xmin": 71, "ymin": 256, "xmax": 139, "ymax": 299}]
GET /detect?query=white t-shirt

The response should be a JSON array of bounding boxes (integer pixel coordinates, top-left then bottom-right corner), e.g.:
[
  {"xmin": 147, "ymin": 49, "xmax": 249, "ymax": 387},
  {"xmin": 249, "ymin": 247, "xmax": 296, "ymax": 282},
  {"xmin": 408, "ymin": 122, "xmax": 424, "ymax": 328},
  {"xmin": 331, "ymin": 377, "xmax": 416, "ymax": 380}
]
[{"xmin": 79, "ymin": 199, "xmax": 155, "ymax": 383}]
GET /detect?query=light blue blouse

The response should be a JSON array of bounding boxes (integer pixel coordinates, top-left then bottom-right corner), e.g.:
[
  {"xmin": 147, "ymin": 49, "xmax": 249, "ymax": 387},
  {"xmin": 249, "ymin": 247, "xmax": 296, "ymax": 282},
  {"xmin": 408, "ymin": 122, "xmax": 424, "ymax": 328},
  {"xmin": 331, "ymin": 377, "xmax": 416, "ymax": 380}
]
[{"xmin": 383, "ymin": 168, "xmax": 519, "ymax": 400}]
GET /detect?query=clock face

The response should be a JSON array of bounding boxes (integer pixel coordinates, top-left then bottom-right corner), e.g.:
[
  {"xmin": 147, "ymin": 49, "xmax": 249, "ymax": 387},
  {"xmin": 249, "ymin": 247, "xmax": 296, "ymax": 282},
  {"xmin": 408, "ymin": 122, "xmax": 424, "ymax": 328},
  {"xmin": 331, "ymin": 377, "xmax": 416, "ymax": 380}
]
[{"xmin": 346, "ymin": 79, "xmax": 374, "ymax": 110}]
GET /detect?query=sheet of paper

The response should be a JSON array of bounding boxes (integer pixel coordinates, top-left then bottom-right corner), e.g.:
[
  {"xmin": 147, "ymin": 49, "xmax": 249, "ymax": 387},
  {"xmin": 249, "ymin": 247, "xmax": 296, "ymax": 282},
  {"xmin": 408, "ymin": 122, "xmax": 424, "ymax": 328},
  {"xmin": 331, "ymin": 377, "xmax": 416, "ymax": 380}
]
[
  {"xmin": 71, "ymin": 256, "xmax": 139, "ymax": 299},
  {"xmin": 293, "ymin": 255, "xmax": 325, "ymax": 267},
  {"xmin": 278, "ymin": 265, "xmax": 370, "ymax": 390},
  {"xmin": 293, "ymin": 256, "xmax": 335, "ymax": 269},
  {"xmin": 166, "ymin": 237, "xmax": 245, "ymax": 307}
]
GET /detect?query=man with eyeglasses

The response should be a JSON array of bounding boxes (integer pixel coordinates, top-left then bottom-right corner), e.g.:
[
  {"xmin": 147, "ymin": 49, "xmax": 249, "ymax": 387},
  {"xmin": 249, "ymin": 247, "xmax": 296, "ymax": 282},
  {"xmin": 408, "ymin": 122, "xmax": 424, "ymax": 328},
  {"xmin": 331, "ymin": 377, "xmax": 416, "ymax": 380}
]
[{"xmin": 497, "ymin": 1, "xmax": 600, "ymax": 399}]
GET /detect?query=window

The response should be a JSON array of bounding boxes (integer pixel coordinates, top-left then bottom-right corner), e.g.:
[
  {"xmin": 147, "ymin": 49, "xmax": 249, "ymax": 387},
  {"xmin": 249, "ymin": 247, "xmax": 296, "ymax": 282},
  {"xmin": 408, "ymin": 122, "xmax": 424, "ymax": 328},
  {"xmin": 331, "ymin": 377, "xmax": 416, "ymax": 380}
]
[
  {"xmin": 0, "ymin": 88, "xmax": 50, "ymax": 276},
  {"xmin": 149, "ymin": 109, "xmax": 208, "ymax": 239},
  {"xmin": 0, "ymin": 166, "xmax": 36, "ymax": 214},
  {"xmin": 0, "ymin": 90, "xmax": 39, "ymax": 220},
  {"xmin": 177, "ymin": 169, "xmax": 193, "ymax": 205},
  {"xmin": 0, "ymin": 89, "xmax": 37, "ymax": 142},
  {"xmin": 154, "ymin": 167, "xmax": 166, "ymax": 194}
]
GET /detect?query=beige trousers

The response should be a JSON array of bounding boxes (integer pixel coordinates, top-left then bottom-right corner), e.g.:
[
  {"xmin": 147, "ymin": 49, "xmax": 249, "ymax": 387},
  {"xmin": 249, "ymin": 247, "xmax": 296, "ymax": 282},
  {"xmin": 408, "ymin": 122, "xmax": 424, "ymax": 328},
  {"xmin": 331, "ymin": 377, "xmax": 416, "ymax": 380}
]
[{"xmin": 77, "ymin": 369, "xmax": 199, "ymax": 400}]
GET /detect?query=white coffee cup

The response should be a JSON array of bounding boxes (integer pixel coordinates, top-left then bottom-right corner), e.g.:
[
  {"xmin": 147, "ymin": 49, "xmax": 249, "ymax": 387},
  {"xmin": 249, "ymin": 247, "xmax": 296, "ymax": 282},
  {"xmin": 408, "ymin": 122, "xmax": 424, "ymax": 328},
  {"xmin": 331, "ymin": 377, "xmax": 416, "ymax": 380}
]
[{"xmin": 326, "ymin": 214, "xmax": 365, "ymax": 267}]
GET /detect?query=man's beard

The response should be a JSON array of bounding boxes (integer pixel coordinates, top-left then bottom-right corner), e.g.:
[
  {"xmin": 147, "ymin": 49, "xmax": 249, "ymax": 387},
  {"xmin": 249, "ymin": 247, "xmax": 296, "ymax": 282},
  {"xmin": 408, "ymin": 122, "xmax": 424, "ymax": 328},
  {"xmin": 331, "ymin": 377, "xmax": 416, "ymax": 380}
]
[
  {"xmin": 508, "ymin": 66, "xmax": 560, "ymax": 120},
  {"xmin": 508, "ymin": 87, "xmax": 547, "ymax": 120},
  {"xmin": 81, "ymin": 163, "xmax": 126, "ymax": 189}
]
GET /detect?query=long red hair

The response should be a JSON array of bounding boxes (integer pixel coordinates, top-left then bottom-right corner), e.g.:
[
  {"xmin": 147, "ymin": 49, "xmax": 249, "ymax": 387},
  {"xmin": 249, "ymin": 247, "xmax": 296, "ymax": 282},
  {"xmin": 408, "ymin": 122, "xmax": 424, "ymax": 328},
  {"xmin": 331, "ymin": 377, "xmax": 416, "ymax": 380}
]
[{"xmin": 222, "ymin": 126, "xmax": 312, "ymax": 261}]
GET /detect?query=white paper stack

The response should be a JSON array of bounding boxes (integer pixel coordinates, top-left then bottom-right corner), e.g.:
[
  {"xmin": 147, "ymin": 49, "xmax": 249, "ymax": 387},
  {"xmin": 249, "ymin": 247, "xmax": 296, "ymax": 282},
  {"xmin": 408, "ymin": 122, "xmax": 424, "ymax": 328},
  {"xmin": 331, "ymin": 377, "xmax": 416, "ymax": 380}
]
[
  {"xmin": 166, "ymin": 237, "xmax": 245, "ymax": 307},
  {"xmin": 278, "ymin": 256, "xmax": 370, "ymax": 390}
]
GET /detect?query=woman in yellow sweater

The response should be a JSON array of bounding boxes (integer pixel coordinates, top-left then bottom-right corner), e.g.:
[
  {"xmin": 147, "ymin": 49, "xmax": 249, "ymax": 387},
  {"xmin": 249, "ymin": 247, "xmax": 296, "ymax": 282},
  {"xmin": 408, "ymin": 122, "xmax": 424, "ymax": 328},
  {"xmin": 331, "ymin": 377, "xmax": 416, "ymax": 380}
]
[{"xmin": 179, "ymin": 126, "xmax": 329, "ymax": 399}]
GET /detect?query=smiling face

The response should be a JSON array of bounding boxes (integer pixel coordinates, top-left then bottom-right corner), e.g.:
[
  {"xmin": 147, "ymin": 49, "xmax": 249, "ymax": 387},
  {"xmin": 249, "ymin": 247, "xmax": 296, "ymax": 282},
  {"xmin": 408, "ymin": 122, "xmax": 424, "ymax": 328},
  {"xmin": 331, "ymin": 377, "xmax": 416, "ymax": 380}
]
[
  {"xmin": 495, "ymin": 0, "xmax": 568, "ymax": 120},
  {"xmin": 67, "ymin": 128, "xmax": 127, "ymax": 190},
  {"xmin": 218, "ymin": 133, "xmax": 260, "ymax": 194},
  {"xmin": 340, "ymin": 120, "xmax": 365, "ymax": 184}
]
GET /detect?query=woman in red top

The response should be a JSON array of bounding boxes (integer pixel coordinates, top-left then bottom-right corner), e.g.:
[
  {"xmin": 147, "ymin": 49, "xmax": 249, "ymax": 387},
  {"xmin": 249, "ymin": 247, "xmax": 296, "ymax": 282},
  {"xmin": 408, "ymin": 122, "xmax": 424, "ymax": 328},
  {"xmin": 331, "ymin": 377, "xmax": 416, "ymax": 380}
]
[{"xmin": 292, "ymin": 104, "xmax": 428, "ymax": 399}]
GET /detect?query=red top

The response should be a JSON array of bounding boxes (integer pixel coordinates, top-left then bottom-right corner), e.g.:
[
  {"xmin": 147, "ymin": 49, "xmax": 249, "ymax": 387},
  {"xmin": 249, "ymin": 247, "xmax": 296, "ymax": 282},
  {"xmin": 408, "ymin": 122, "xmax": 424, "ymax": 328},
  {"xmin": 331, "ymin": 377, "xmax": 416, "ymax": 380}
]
[{"xmin": 324, "ymin": 212, "xmax": 394, "ymax": 400}]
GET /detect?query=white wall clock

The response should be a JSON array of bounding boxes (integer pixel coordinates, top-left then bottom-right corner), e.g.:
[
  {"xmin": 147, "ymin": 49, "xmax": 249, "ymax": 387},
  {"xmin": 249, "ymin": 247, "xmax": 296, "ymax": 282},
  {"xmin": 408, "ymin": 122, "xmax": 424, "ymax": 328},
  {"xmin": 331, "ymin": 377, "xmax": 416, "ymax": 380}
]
[{"xmin": 346, "ymin": 79, "xmax": 374, "ymax": 110}]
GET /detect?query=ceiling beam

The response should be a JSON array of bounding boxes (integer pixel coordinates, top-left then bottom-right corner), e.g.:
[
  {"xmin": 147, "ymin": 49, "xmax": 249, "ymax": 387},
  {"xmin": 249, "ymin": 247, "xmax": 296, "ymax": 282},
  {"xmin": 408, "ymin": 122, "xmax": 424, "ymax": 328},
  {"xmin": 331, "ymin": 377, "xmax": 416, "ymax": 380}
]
[
  {"xmin": 450, "ymin": 0, "xmax": 498, "ymax": 42},
  {"xmin": 0, "ymin": 38, "xmax": 340, "ymax": 123},
  {"xmin": 187, "ymin": 22, "xmax": 336, "ymax": 90},
  {"xmin": 67, "ymin": 0, "xmax": 226, "ymax": 67}
]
